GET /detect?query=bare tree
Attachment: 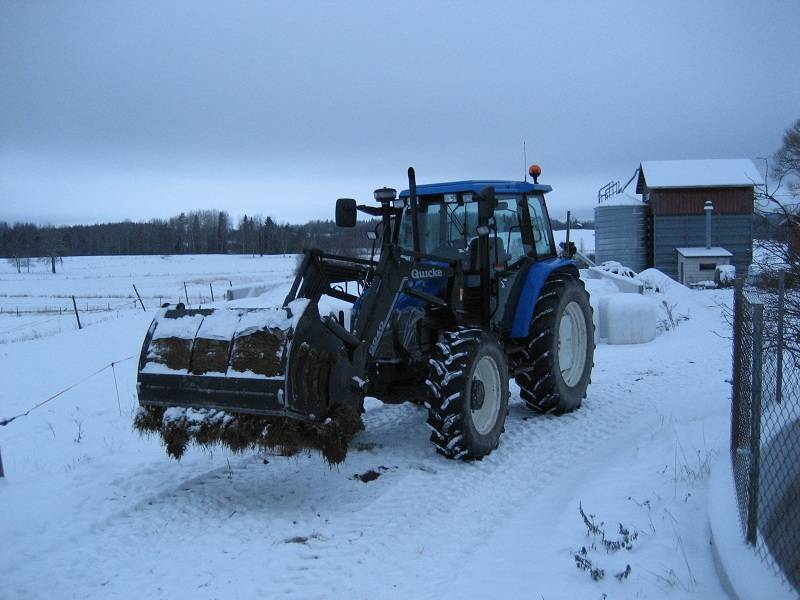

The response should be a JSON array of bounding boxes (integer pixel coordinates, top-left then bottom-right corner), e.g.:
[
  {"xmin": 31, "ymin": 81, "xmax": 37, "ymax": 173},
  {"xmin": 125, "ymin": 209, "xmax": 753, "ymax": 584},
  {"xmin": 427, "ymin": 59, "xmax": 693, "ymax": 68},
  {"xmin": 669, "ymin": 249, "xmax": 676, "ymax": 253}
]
[
  {"xmin": 773, "ymin": 118, "xmax": 800, "ymax": 198},
  {"xmin": 747, "ymin": 119, "xmax": 800, "ymax": 364}
]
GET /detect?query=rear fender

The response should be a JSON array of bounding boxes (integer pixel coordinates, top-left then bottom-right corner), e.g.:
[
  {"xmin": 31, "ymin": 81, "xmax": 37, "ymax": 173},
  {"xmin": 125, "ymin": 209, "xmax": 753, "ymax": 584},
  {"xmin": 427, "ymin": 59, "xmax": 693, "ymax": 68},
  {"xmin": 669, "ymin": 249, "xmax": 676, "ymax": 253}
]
[{"xmin": 510, "ymin": 258, "xmax": 579, "ymax": 339}]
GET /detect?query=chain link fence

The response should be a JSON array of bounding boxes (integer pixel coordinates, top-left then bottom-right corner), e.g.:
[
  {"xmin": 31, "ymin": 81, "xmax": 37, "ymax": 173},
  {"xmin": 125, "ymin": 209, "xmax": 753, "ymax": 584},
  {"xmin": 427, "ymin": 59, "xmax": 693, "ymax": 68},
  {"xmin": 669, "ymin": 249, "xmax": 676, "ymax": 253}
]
[{"xmin": 731, "ymin": 273, "xmax": 800, "ymax": 592}]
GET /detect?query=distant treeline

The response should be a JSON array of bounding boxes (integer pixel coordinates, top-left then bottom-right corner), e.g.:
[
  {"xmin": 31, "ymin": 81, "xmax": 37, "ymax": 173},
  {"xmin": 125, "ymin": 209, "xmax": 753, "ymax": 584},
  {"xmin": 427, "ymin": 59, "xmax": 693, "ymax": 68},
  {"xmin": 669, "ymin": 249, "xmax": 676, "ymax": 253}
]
[
  {"xmin": 0, "ymin": 209, "xmax": 594, "ymax": 268},
  {"xmin": 552, "ymin": 217, "xmax": 593, "ymax": 230},
  {"xmin": 0, "ymin": 210, "xmax": 379, "ymax": 265}
]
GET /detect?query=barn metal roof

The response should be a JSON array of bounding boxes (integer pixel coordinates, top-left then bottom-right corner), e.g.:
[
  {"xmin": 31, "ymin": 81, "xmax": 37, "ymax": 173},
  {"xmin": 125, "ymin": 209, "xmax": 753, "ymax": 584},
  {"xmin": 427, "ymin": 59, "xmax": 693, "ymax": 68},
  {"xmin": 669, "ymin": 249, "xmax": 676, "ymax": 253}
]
[
  {"xmin": 636, "ymin": 159, "xmax": 763, "ymax": 192},
  {"xmin": 399, "ymin": 180, "xmax": 552, "ymax": 197}
]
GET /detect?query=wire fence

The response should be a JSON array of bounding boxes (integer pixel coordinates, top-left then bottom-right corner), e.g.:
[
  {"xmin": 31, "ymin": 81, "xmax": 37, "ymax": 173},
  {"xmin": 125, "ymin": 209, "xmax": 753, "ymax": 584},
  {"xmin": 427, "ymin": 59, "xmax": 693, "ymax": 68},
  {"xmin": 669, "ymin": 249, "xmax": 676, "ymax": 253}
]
[
  {"xmin": 731, "ymin": 273, "xmax": 800, "ymax": 593},
  {"xmin": 0, "ymin": 280, "xmax": 228, "ymax": 343}
]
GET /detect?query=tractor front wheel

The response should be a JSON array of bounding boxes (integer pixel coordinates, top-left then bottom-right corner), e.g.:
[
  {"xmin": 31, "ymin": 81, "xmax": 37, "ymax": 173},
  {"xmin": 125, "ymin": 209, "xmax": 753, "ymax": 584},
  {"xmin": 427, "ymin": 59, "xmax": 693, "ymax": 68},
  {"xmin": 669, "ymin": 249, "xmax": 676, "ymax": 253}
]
[
  {"xmin": 426, "ymin": 329, "xmax": 509, "ymax": 460},
  {"xmin": 516, "ymin": 274, "xmax": 594, "ymax": 414}
]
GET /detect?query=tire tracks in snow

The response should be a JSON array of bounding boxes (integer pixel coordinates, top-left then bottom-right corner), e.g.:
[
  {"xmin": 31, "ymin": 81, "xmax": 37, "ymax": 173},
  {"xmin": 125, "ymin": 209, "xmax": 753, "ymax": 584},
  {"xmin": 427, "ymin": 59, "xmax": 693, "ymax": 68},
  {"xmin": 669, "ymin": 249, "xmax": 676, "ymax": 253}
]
[{"xmin": 5, "ymin": 313, "xmax": 726, "ymax": 599}]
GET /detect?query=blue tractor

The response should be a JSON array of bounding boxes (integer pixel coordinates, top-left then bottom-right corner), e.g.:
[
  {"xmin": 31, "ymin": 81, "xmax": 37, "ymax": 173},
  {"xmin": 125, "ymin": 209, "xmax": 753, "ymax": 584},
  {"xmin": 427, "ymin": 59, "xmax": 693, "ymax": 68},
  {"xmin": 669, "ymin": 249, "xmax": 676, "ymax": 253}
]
[{"xmin": 136, "ymin": 166, "xmax": 594, "ymax": 462}]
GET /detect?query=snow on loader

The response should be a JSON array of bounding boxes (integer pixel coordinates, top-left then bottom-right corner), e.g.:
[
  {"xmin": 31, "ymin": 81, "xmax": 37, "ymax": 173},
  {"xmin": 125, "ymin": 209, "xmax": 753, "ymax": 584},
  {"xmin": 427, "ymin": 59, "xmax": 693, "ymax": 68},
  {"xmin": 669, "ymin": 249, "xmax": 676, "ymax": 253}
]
[{"xmin": 135, "ymin": 165, "xmax": 594, "ymax": 464}]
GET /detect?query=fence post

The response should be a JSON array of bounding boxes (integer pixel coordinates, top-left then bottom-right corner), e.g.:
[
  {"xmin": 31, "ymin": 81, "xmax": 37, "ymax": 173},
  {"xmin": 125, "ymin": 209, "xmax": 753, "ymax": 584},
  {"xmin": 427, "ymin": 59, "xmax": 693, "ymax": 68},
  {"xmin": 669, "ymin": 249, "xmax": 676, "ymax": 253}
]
[
  {"xmin": 132, "ymin": 284, "xmax": 147, "ymax": 312},
  {"xmin": 0, "ymin": 446, "xmax": 4, "ymax": 478},
  {"xmin": 776, "ymin": 271, "xmax": 785, "ymax": 404},
  {"xmin": 71, "ymin": 296, "xmax": 82, "ymax": 330},
  {"xmin": 747, "ymin": 301, "xmax": 764, "ymax": 545},
  {"xmin": 209, "ymin": 283, "xmax": 215, "ymax": 302},
  {"xmin": 184, "ymin": 282, "xmax": 190, "ymax": 306},
  {"xmin": 731, "ymin": 277, "xmax": 744, "ymax": 452}
]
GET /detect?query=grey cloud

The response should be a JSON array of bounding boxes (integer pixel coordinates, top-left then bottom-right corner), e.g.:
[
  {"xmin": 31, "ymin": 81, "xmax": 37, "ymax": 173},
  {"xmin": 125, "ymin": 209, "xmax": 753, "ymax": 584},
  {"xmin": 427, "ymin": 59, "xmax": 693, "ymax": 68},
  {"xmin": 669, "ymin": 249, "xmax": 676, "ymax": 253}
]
[{"xmin": 1, "ymin": 1, "xmax": 798, "ymax": 224}]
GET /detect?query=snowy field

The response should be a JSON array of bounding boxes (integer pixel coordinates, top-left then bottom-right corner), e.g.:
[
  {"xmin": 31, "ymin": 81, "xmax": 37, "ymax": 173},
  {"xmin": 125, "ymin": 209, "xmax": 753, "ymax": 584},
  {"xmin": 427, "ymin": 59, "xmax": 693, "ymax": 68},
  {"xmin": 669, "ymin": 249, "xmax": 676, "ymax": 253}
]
[
  {"xmin": 0, "ymin": 254, "xmax": 296, "ymax": 344},
  {"xmin": 0, "ymin": 248, "xmax": 738, "ymax": 600}
]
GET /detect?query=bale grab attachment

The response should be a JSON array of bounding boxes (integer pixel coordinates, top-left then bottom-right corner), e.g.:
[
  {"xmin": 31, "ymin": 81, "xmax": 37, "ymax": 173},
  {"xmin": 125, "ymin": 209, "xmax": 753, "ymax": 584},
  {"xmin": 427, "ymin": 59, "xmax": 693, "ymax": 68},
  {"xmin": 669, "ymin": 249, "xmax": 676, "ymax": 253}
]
[{"xmin": 134, "ymin": 250, "xmax": 371, "ymax": 463}]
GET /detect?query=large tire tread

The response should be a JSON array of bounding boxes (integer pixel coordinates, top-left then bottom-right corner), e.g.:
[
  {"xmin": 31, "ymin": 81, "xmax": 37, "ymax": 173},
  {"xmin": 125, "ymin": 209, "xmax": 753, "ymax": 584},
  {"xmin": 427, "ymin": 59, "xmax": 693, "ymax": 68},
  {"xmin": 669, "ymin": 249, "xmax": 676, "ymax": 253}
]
[
  {"xmin": 426, "ymin": 328, "xmax": 508, "ymax": 460},
  {"xmin": 515, "ymin": 274, "xmax": 594, "ymax": 415}
]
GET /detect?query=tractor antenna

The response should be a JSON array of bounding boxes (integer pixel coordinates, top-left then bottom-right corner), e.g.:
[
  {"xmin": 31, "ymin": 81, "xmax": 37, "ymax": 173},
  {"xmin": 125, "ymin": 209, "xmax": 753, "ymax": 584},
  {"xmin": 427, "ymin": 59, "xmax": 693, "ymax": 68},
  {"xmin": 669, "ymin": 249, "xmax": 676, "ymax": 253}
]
[{"xmin": 523, "ymin": 140, "xmax": 528, "ymax": 182}]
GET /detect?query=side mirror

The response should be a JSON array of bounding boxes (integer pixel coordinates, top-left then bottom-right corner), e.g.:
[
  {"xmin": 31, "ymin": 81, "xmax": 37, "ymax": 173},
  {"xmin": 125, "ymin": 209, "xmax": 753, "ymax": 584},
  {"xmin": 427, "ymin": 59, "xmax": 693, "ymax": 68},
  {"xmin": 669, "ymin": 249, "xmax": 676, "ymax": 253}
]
[
  {"xmin": 335, "ymin": 198, "xmax": 357, "ymax": 227},
  {"xmin": 479, "ymin": 186, "xmax": 496, "ymax": 221}
]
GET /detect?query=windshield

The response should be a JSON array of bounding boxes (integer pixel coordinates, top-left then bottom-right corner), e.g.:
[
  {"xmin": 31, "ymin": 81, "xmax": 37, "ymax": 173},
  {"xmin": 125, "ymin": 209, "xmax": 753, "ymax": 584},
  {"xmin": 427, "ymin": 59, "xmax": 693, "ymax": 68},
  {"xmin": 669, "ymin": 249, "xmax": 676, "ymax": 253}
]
[
  {"xmin": 398, "ymin": 193, "xmax": 552, "ymax": 264},
  {"xmin": 398, "ymin": 195, "xmax": 477, "ymax": 259}
]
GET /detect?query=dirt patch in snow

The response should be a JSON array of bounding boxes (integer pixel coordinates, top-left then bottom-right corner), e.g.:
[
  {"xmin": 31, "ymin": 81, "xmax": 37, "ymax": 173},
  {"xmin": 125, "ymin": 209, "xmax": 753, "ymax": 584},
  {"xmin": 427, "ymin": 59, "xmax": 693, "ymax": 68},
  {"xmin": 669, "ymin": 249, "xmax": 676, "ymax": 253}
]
[
  {"xmin": 355, "ymin": 469, "xmax": 381, "ymax": 483},
  {"xmin": 282, "ymin": 533, "xmax": 322, "ymax": 545},
  {"xmin": 351, "ymin": 465, "xmax": 396, "ymax": 482}
]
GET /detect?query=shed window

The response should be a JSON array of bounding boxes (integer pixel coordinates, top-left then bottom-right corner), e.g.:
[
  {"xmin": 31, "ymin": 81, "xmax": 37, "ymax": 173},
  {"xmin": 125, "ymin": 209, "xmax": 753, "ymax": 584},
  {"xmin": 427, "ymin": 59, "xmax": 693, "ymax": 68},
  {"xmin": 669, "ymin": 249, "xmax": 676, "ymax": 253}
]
[{"xmin": 699, "ymin": 263, "xmax": 717, "ymax": 271}]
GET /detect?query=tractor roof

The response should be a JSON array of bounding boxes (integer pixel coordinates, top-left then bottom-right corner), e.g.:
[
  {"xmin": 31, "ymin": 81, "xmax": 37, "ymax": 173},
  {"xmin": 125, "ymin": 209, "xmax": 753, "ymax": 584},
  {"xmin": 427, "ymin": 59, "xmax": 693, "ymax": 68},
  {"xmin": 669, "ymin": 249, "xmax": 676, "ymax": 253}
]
[{"xmin": 399, "ymin": 180, "xmax": 552, "ymax": 198}]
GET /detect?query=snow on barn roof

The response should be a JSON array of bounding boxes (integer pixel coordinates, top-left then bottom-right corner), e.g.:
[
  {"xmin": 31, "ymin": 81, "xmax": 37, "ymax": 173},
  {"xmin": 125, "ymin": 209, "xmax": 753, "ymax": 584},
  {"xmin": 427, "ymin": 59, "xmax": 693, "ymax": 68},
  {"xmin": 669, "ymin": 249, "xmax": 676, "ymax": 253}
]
[
  {"xmin": 676, "ymin": 247, "xmax": 733, "ymax": 258},
  {"xmin": 637, "ymin": 159, "xmax": 763, "ymax": 191}
]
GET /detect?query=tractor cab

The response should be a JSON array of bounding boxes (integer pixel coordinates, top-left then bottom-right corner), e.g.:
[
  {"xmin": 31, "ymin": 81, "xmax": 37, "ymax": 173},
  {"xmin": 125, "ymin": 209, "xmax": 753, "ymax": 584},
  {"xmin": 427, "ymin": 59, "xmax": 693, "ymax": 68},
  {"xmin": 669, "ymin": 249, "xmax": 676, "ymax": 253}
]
[
  {"xmin": 396, "ymin": 181, "xmax": 558, "ymax": 269},
  {"xmin": 337, "ymin": 166, "xmax": 572, "ymax": 335},
  {"xmin": 391, "ymin": 180, "xmax": 560, "ymax": 332}
]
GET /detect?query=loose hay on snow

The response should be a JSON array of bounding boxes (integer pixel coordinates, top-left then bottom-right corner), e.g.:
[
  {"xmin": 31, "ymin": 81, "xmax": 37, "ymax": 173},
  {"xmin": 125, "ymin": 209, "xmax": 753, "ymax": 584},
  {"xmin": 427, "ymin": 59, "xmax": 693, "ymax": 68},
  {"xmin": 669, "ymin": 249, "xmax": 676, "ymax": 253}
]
[{"xmin": 133, "ymin": 404, "xmax": 363, "ymax": 465}]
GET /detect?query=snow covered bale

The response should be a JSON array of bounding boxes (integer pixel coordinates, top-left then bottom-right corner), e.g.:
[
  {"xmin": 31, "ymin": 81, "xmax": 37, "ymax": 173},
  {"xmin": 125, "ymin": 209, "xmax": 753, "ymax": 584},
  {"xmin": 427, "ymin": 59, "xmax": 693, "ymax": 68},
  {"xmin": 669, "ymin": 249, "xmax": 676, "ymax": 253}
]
[
  {"xmin": 598, "ymin": 261, "xmax": 638, "ymax": 279},
  {"xmin": 604, "ymin": 295, "xmax": 657, "ymax": 345},
  {"xmin": 229, "ymin": 328, "xmax": 286, "ymax": 377},
  {"xmin": 190, "ymin": 338, "xmax": 232, "ymax": 375},
  {"xmin": 147, "ymin": 337, "xmax": 194, "ymax": 371},
  {"xmin": 144, "ymin": 312, "xmax": 205, "ymax": 371}
]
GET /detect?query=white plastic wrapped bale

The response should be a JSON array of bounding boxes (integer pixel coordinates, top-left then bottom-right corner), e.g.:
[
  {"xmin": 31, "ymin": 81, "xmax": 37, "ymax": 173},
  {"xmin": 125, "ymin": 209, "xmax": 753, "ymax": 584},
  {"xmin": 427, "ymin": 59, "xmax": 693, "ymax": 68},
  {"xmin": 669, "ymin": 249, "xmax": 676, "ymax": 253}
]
[
  {"xmin": 582, "ymin": 275, "xmax": 620, "ymax": 344},
  {"xmin": 604, "ymin": 294, "xmax": 658, "ymax": 345}
]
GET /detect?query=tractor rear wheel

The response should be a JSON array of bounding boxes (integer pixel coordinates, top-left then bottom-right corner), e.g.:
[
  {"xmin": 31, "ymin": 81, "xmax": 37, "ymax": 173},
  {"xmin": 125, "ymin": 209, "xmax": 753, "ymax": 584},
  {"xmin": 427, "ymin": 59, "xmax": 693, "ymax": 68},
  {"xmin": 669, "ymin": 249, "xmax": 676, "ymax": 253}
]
[
  {"xmin": 426, "ymin": 328, "xmax": 509, "ymax": 460},
  {"xmin": 516, "ymin": 274, "xmax": 594, "ymax": 414}
]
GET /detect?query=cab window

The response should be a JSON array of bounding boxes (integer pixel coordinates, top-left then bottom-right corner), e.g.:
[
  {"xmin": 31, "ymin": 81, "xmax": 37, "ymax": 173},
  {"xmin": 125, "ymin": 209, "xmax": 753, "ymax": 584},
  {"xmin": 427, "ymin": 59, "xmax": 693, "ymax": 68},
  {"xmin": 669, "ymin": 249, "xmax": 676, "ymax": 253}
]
[{"xmin": 527, "ymin": 194, "xmax": 555, "ymax": 258}]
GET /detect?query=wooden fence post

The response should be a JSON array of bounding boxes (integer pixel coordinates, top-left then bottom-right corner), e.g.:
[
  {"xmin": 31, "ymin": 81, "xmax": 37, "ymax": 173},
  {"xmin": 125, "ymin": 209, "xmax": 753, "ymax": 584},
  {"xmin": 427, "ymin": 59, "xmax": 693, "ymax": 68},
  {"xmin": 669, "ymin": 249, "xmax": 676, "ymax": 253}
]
[
  {"xmin": 209, "ymin": 283, "xmax": 215, "ymax": 302},
  {"xmin": 71, "ymin": 296, "xmax": 82, "ymax": 329},
  {"xmin": 132, "ymin": 284, "xmax": 147, "ymax": 312},
  {"xmin": 184, "ymin": 282, "xmax": 190, "ymax": 306},
  {"xmin": 0, "ymin": 447, "xmax": 5, "ymax": 478}
]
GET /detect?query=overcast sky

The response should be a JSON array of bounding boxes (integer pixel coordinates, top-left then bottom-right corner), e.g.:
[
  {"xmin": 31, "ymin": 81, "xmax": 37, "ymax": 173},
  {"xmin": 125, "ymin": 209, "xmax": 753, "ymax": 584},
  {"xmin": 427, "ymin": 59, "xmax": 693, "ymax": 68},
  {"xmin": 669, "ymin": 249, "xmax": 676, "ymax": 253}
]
[{"xmin": 2, "ymin": 0, "xmax": 799, "ymax": 225}]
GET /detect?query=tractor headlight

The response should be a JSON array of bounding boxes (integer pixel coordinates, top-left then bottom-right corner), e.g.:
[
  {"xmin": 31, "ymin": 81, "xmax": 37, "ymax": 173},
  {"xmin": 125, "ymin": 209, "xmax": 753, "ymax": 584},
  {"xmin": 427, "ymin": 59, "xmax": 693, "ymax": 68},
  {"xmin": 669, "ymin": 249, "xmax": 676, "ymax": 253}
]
[{"xmin": 374, "ymin": 187, "xmax": 397, "ymax": 202}]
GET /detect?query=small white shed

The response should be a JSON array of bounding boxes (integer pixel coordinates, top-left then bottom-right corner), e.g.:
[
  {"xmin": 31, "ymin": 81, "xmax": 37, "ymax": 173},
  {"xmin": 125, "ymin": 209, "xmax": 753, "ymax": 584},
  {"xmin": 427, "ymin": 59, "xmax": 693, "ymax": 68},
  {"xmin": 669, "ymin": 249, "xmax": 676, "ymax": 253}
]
[{"xmin": 676, "ymin": 247, "xmax": 732, "ymax": 285}]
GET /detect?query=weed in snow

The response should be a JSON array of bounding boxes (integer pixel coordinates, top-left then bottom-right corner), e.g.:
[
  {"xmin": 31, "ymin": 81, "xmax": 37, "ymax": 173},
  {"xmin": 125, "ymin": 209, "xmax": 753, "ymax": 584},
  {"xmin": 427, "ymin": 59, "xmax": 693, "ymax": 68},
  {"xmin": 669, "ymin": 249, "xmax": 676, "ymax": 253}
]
[
  {"xmin": 73, "ymin": 418, "xmax": 83, "ymax": 443},
  {"xmin": 574, "ymin": 503, "xmax": 639, "ymax": 583},
  {"xmin": 657, "ymin": 300, "xmax": 690, "ymax": 332},
  {"xmin": 574, "ymin": 548, "xmax": 605, "ymax": 581}
]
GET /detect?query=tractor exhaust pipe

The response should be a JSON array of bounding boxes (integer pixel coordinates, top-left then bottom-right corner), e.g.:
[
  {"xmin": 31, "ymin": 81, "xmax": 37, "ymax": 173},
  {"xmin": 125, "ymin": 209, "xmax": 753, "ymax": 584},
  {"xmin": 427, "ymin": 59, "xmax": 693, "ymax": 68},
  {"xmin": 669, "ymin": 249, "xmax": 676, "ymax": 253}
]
[{"xmin": 408, "ymin": 167, "xmax": 421, "ymax": 253}]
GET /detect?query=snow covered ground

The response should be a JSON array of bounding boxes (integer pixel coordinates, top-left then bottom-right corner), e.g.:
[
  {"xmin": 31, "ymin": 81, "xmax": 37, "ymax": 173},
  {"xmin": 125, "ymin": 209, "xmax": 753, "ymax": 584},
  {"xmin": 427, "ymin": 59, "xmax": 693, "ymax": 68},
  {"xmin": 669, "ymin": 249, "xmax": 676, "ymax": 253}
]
[
  {"xmin": 554, "ymin": 228, "xmax": 595, "ymax": 256},
  {"xmin": 0, "ymin": 252, "xmax": 737, "ymax": 599}
]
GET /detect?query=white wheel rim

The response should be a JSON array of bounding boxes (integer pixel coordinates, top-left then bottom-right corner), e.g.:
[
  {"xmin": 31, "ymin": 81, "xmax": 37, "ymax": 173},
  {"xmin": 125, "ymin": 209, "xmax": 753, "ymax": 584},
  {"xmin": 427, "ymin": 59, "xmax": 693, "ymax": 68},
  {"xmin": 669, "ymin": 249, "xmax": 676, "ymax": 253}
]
[
  {"xmin": 471, "ymin": 355, "xmax": 502, "ymax": 435},
  {"xmin": 558, "ymin": 301, "xmax": 588, "ymax": 387}
]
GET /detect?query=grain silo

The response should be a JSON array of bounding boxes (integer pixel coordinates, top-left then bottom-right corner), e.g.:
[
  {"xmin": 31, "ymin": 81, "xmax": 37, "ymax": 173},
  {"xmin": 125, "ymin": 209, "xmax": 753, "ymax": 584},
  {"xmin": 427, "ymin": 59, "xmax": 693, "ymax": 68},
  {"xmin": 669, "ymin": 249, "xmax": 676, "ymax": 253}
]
[{"xmin": 594, "ymin": 192, "xmax": 649, "ymax": 272}]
